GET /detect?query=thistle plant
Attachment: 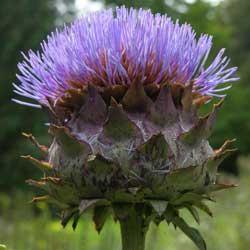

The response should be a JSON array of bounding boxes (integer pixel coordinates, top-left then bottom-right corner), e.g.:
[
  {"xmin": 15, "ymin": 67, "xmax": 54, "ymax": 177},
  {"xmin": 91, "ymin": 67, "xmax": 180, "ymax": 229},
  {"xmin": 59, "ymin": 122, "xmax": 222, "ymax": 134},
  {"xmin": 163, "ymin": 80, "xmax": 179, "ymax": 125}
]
[{"xmin": 14, "ymin": 7, "xmax": 239, "ymax": 250}]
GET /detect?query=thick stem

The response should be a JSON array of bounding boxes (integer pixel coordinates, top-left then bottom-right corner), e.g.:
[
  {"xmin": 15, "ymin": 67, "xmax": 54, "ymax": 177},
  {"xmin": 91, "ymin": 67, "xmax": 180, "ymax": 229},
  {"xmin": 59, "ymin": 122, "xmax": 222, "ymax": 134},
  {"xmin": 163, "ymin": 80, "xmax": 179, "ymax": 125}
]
[{"xmin": 118, "ymin": 205, "xmax": 148, "ymax": 250}]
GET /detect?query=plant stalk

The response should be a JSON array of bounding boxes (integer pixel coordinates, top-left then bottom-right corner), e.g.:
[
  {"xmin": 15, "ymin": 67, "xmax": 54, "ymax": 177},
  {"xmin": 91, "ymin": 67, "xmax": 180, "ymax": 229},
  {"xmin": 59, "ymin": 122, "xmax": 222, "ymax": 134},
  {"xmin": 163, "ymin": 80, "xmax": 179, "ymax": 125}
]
[{"xmin": 118, "ymin": 205, "xmax": 148, "ymax": 250}]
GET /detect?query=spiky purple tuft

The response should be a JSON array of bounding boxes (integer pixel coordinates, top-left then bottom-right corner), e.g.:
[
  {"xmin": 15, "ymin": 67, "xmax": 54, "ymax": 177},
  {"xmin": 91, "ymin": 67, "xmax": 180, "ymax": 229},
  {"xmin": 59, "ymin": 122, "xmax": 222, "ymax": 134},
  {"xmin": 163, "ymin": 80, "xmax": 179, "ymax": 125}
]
[{"xmin": 13, "ymin": 7, "xmax": 238, "ymax": 107}]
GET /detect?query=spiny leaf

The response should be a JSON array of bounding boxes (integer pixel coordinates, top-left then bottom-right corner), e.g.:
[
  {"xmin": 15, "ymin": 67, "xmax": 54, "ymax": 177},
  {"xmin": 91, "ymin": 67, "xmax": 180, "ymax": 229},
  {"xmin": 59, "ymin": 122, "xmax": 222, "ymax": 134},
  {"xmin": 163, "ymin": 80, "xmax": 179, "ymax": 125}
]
[
  {"xmin": 31, "ymin": 195, "xmax": 68, "ymax": 208},
  {"xmin": 206, "ymin": 182, "xmax": 238, "ymax": 193},
  {"xmin": 49, "ymin": 125, "xmax": 91, "ymax": 158},
  {"xmin": 206, "ymin": 147, "xmax": 237, "ymax": 183},
  {"xmin": 172, "ymin": 192, "xmax": 205, "ymax": 205},
  {"xmin": 192, "ymin": 200, "xmax": 213, "ymax": 217},
  {"xmin": 61, "ymin": 209, "xmax": 77, "ymax": 228},
  {"xmin": 72, "ymin": 213, "xmax": 81, "ymax": 230},
  {"xmin": 180, "ymin": 99, "xmax": 224, "ymax": 145},
  {"xmin": 93, "ymin": 206, "xmax": 110, "ymax": 233},
  {"xmin": 40, "ymin": 177, "xmax": 81, "ymax": 205},
  {"xmin": 171, "ymin": 216, "xmax": 207, "ymax": 250},
  {"xmin": 26, "ymin": 179, "xmax": 48, "ymax": 191},
  {"xmin": 21, "ymin": 155, "xmax": 52, "ymax": 173},
  {"xmin": 215, "ymin": 139, "xmax": 236, "ymax": 155},
  {"xmin": 163, "ymin": 166, "xmax": 205, "ymax": 194},
  {"xmin": 183, "ymin": 205, "xmax": 200, "ymax": 224},
  {"xmin": 22, "ymin": 132, "xmax": 48, "ymax": 153}
]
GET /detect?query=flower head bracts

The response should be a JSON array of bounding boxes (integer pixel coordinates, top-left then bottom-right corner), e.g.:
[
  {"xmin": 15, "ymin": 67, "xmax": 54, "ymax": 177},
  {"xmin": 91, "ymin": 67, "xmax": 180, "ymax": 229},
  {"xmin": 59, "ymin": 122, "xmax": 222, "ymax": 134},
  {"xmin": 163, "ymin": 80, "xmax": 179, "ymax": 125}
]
[{"xmin": 13, "ymin": 7, "xmax": 238, "ymax": 107}]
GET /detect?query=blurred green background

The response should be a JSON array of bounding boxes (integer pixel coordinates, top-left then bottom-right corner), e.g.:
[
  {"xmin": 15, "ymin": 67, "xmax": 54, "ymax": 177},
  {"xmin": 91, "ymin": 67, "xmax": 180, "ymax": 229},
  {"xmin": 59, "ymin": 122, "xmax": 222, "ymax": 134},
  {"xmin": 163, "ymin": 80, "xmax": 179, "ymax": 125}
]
[{"xmin": 0, "ymin": 0, "xmax": 250, "ymax": 249}]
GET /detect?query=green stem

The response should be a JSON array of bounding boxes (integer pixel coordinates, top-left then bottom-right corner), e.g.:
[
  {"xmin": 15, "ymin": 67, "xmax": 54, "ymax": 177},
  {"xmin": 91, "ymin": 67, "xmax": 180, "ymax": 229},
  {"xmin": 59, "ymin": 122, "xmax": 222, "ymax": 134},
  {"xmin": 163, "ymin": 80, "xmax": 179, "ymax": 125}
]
[{"xmin": 118, "ymin": 205, "xmax": 148, "ymax": 250}]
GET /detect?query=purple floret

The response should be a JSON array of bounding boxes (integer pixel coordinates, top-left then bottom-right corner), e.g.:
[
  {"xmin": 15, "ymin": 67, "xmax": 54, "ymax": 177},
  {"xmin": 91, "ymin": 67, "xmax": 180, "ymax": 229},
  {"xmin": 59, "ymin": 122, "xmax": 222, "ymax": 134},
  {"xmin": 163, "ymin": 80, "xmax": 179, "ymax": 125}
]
[{"xmin": 13, "ymin": 6, "xmax": 238, "ymax": 108}]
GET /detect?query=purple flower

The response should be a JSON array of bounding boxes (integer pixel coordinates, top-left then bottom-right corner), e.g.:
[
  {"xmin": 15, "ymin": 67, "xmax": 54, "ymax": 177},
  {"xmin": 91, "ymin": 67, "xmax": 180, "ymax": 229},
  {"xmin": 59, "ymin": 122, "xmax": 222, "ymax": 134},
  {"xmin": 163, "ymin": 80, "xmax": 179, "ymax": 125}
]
[{"xmin": 13, "ymin": 7, "xmax": 238, "ymax": 108}]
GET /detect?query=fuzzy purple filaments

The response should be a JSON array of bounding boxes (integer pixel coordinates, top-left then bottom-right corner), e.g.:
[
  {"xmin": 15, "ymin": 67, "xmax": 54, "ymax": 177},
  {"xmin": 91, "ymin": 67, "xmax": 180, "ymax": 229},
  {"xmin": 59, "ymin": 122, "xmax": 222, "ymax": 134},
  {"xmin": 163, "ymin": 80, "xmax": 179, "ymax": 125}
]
[{"xmin": 13, "ymin": 7, "xmax": 238, "ymax": 108}]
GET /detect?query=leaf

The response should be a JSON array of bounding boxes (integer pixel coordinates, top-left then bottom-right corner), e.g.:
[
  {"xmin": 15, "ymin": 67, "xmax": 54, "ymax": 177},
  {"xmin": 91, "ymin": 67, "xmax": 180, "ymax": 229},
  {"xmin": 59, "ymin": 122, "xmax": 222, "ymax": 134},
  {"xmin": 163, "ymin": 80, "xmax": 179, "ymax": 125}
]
[
  {"xmin": 49, "ymin": 125, "xmax": 91, "ymax": 158},
  {"xmin": 41, "ymin": 177, "xmax": 80, "ymax": 205},
  {"xmin": 149, "ymin": 200, "xmax": 168, "ymax": 216},
  {"xmin": 172, "ymin": 216, "xmax": 207, "ymax": 250},
  {"xmin": 72, "ymin": 213, "xmax": 81, "ymax": 230},
  {"xmin": 22, "ymin": 132, "xmax": 48, "ymax": 153},
  {"xmin": 61, "ymin": 209, "xmax": 77, "ymax": 228},
  {"xmin": 192, "ymin": 200, "xmax": 213, "ymax": 217},
  {"xmin": 31, "ymin": 195, "xmax": 67, "ymax": 208},
  {"xmin": 206, "ymin": 140, "xmax": 237, "ymax": 182},
  {"xmin": 0, "ymin": 244, "xmax": 6, "ymax": 250},
  {"xmin": 172, "ymin": 192, "xmax": 204, "ymax": 205},
  {"xmin": 183, "ymin": 205, "xmax": 200, "ymax": 224},
  {"xmin": 205, "ymin": 182, "xmax": 237, "ymax": 193},
  {"xmin": 26, "ymin": 179, "xmax": 49, "ymax": 192},
  {"xmin": 21, "ymin": 155, "xmax": 52, "ymax": 173},
  {"xmin": 93, "ymin": 206, "xmax": 110, "ymax": 233},
  {"xmin": 163, "ymin": 166, "xmax": 205, "ymax": 196},
  {"xmin": 180, "ymin": 99, "xmax": 224, "ymax": 145}
]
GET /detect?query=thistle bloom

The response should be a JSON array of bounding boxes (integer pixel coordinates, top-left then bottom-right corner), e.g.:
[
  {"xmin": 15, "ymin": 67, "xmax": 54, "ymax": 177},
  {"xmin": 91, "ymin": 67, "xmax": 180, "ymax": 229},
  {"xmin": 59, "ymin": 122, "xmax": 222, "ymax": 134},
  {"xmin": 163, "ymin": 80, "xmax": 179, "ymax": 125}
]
[
  {"xmin": 15, "ymin": 7, "xmax": 238, "ymax": 250},
  {"xmin": 14, "ymin": 7, "xmax": 237, "ymax": 108}
]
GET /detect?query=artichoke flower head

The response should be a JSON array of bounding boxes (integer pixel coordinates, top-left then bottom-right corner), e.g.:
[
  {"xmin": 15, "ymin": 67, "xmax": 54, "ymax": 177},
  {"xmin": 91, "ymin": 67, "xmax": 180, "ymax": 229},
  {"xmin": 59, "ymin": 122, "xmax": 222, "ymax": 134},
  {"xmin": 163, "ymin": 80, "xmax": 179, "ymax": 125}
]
[{"xmin": 14, "ymin": 7, "xmax": 239, "ymax": 250}]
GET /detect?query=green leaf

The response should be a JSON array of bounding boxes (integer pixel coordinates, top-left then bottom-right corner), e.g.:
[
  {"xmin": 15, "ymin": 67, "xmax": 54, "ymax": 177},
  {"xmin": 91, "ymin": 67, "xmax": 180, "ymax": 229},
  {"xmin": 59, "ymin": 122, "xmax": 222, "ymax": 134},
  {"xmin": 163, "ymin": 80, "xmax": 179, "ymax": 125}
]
[
  {"xmin": 192, "ymin": 200, "xmax": 213, "ymax": 217},
  {"xmin": 172, "ymin": 192, "xmax": 204, "ymax": 205},
  {"xmin": 72, "ymin": 213, "xmax": 81, "ymax": 230},
  {"xmin": 0, "ymin": 245, "xmax": 6, "ymax": 250},
  {"xmin": 163, "ymin": 166, "xmax": 205, "ymax": 196},
  {"xmin": 172, "ymin": 216, "xmax": 207, "ymax": 250},
  {"xmin": 61, "ymin": 208, "xmax": 78, "ymax": 228},
  {"xmin": 183, "ymin": 205, "xmax": 200, "ymax": 224},
  {"xmin": 206, "ymin": 182, "xmax": 237, "ymax": 193},
  {"xmin": 93, "ymin": 206, "xmax": 110, "ymax": 233}
]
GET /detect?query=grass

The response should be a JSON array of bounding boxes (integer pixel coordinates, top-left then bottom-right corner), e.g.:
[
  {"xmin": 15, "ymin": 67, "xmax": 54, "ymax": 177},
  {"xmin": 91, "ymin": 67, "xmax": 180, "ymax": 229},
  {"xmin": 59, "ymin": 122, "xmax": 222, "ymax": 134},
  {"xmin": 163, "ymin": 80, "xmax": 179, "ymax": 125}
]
[{"xmin": 0, "ymin": 157, "xmax": 250, "ymax": 250}]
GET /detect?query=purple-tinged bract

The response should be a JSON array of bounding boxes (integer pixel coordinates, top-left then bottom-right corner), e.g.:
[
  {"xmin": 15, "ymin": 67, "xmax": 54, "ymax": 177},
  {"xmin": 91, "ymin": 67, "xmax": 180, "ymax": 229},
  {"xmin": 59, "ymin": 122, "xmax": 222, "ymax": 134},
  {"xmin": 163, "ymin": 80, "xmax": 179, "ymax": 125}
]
[{"xmin": 14, "ymin": 7, "xmax": 238, "ymax": 107}]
